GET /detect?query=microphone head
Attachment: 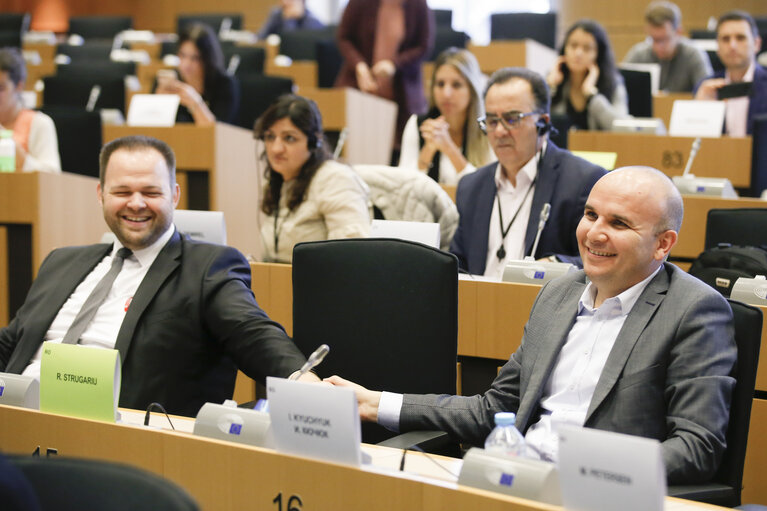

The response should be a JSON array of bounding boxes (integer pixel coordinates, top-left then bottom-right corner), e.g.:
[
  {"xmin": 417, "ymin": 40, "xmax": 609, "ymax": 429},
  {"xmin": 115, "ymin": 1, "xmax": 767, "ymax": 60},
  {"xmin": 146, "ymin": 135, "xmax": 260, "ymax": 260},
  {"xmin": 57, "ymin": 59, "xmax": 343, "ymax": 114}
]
[
  {"xmin": 308, "ymin": 344, "xmax": 330, "ymax": 366},
  {"xmin": 541, "ymin": 203, "xmax": 551, "ymax": 222}
]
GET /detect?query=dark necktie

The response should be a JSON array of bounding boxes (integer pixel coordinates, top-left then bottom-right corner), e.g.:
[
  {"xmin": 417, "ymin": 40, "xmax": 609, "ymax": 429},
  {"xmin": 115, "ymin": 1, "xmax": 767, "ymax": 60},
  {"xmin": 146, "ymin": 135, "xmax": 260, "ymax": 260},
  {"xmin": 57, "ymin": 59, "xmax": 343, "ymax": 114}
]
[{"xmin": 61, "ymin": 247, "xmax": 133, "ymax": 345}]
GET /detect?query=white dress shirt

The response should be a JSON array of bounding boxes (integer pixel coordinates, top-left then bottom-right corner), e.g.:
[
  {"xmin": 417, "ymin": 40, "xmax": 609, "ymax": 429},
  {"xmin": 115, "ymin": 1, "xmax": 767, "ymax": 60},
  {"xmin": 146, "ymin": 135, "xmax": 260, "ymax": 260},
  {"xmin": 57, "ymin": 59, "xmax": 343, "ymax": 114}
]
[
  {"xmin": 378, "ymin": 265, "xmax": 663, "ymax": 458},
  {"xmin": 21, "ymin": 226, "xmax": 175, "ymax": 380},
  {"xmin": 724, "ymin": 61, "xmax": 755, "ymax": 137},
  {"xmin": 483, "ymin": 146, "xmax": 544, "ymax": 280}
]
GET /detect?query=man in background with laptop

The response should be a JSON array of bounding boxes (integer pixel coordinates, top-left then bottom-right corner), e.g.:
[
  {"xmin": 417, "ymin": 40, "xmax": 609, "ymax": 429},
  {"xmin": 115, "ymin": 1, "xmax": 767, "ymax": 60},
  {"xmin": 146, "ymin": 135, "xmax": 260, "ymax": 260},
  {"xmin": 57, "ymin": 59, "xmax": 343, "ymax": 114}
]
[{"xmin": 624, "ymin": 1, "xmax": 712, "ymax": 93}]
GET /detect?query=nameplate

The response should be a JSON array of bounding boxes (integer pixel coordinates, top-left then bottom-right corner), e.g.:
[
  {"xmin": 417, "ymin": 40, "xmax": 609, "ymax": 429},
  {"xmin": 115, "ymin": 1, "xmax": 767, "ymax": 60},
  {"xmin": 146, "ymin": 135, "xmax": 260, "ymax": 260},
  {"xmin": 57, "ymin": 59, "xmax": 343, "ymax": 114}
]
[
  {"xmin": 127, "ymin": 94, "xmax": 180, "ymax": 127},
  {"xmin": 558, "ymin": 426, "xmax": 665, "ymax": 511},
  {"xmin": 267, "ymin": 376, "xmax": 363, "ymax": 466},
  {"xmin": 571, "ymin": 151, "xmax": 617, "ymax": 170},
  {"xmin": 669, "ymin": 100, "xmax": 725, "ymax": 138},
  {"xmin": 39, "ymin": 342, "xmax": 121, "ymax": 423}
]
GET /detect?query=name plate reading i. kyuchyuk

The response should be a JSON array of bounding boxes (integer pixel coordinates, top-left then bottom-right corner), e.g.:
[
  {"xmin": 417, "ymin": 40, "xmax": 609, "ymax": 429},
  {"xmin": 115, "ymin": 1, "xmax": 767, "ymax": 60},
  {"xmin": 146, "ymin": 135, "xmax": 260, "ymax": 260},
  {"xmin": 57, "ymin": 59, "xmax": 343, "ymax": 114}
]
[
  {"xmin": 39, "ymin": 342, "xmax": 121, "ymax": 422},
  {"xmin": 267, "ymin": 376, "xmax": 364, "ymax": 466}
]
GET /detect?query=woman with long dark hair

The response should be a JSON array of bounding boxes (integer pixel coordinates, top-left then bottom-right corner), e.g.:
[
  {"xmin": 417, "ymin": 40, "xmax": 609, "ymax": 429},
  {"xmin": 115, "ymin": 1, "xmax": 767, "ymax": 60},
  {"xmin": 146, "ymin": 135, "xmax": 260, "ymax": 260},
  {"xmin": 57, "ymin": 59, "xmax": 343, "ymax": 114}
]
[
  {"xmin": 256, "ymin": 94, "xmax": 370, "ymax": 263},
  {"xmin": 155, "ymin": 23, "xmax": 239, "ymax": 126},
  {"xmin": 547, "ymin": 19, "xmax": 628, "ymax": 130}
]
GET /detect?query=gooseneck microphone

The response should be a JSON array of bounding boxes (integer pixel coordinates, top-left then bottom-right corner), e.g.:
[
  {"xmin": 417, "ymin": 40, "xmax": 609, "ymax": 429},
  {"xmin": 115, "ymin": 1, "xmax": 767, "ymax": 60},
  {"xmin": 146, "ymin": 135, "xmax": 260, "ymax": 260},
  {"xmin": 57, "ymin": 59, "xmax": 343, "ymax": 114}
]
[
  {"xmin": 682, "ymin": 137, "xmax": 702, "ymax": 177},
  {"xmin": 290, "ymin": 344, "xmax": 330, "ymax": 380},
  {"xmin": 527, "ymin": 203, "xmax": 551, "ymax": 260}
]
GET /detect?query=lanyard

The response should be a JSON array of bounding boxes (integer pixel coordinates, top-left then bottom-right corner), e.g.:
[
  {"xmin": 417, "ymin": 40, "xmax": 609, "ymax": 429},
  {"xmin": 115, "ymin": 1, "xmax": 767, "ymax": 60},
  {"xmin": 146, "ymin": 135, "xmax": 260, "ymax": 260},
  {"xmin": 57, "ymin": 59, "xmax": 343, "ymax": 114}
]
[{"xmin": 495, "ymin": 177, "xmax": 536, "ymax": 261}]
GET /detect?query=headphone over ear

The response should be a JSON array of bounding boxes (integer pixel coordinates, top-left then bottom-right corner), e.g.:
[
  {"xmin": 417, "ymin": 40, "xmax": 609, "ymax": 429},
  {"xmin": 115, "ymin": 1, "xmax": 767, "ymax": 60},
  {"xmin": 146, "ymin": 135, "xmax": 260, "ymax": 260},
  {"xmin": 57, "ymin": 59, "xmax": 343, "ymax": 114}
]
[
  {"xmin": 308, "ymin": 133, "xmax": 322, "ymax": 149},
  {"xmin": 535, "ymin": 116, "xmax": 551, "ymax": 136}
]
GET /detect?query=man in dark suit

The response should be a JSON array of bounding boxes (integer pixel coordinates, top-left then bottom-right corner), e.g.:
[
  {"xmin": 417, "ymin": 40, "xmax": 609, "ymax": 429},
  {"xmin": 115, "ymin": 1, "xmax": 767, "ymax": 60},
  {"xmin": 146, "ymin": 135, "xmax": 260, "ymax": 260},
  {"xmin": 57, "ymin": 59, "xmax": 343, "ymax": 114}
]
[
  {"xmin": 449, "ymin": 67, "xmax": 605, "ymax": 277},
  {"xmin": 0, "ymin": 135, "xmax": 312, "ymax": 417},
  {"xmin": 329, "ymin": 167, "xmax": 736, "ymax": 484},
  {"xmin": 695, "ymin": 10, "xmax": 767, "ymax": 136}
]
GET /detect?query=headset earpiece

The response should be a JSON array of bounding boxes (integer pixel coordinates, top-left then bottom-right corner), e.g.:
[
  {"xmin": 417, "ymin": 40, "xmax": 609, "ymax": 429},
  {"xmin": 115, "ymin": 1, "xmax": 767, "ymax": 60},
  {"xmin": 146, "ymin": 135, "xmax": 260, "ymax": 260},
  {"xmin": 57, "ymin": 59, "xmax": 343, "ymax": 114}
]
[{"xmin": 536, "ymin": 117, "xmax": 551, "ymax": 136}]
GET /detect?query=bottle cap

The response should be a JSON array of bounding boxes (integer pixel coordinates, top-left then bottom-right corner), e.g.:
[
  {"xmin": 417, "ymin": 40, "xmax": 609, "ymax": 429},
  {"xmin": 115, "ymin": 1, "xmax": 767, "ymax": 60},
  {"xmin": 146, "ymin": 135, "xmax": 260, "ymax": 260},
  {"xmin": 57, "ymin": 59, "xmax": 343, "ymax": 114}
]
[{"xmin": 493, "ymin": 411, "xmax": 516, "ymax": 426}]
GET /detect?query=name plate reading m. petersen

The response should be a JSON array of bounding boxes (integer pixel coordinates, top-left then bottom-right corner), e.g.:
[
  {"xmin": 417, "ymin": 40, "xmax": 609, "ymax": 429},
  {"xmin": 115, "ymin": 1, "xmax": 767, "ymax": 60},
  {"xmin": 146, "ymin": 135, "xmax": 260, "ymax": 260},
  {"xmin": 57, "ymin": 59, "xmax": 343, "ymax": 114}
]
[{"xmin": 40, "ymin": 342, "xmax": 121, "ymax": 422}]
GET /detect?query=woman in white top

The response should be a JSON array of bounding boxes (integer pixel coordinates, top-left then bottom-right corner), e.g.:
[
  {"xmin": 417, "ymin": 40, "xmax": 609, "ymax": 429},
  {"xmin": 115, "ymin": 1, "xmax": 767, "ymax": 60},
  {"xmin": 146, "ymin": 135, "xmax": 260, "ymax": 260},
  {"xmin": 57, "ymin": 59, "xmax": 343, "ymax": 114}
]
[
  {"xmin": 399, "ymin": 47, "xmax": 493, "ymax": 185},
  {"xmin": 257, "ymin": 94, "xmax": 370, "ymax": 263},
  {"xmin": 0, "ymin": 48, "xmax": 61, "ymax": 173}
]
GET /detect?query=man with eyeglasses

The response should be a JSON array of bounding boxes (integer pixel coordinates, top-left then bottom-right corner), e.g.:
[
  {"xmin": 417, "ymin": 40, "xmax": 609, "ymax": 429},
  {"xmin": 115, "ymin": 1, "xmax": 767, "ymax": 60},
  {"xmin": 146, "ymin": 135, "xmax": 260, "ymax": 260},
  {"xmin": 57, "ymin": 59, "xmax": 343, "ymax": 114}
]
[
  {"xmin": 623, "ymin": 1, "xmax": 712, "ymax": 93},
  {"xmin": 449, "ymin": 67, "xmax": 605, "ymax": 279}
]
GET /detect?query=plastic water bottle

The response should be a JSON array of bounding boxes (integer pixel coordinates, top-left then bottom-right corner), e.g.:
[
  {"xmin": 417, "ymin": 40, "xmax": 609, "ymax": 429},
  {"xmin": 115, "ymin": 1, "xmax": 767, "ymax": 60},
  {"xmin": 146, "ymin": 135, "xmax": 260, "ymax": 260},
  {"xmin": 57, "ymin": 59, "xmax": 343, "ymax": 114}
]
[
  {"xmin": 0, "ymin": 129, "xmax": 14, "ymax": 172},
  {"xmin": 484, "ymin": 412, "xmax": 526, "ymax": 457}
]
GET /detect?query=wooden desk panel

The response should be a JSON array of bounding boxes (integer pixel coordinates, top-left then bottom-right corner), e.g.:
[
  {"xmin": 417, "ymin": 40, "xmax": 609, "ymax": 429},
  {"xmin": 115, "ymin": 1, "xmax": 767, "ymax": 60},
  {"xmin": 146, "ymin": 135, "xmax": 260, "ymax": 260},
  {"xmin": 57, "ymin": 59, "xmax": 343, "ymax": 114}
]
[
  {"xmin": 653, "ymin": 92, "xmax": 693, "ymax": 128},
  {"xmin": 303, "ymin": 87, "xmax": 397, "ymax": 165},
  {"xmin": 569, "ymin": 132, "xmax": 752, "ymax": 188},
  {"xmin": 467, "ymin": 40, "xmax": 557, "ymax": 79},
  {"xmin": 743, "ymin": 398, "xmax": 767, "ymax": 504},
  {"xmin": 266, "ymin": 60, "xmax": 318, "ymax": 90},
  {"xmin": 0, "ymin": 405, "xmax": 738, "ymax": 510}
]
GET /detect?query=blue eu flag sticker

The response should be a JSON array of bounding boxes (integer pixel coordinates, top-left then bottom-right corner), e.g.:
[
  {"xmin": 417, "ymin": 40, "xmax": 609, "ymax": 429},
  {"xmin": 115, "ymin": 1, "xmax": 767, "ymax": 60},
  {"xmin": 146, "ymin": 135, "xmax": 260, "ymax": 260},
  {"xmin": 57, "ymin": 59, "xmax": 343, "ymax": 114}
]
[
  {"xmin": 228, "ymin": 423, "xmax": 243, "ymax": 435},
  {"xmin": 499, "ymin": 472, "xmax": 514, "ymax": 487},
  {"xmin": 0, "ymin": 384, "xmax": 4, "ymax": 397},
  {"xmin": 533, "ymin": 271, "xmax": 545, "ymax": 279}
]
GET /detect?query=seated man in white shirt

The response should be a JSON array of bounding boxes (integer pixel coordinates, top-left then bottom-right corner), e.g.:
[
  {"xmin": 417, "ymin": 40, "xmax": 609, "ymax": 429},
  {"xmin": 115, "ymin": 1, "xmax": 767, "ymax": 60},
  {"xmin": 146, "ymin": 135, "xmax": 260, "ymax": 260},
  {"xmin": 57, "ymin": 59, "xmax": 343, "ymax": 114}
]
[
  {"xmin": 328, "ymin": 166, "xmax": 736, "ymax": 485},
  {"xmin": 694, "ymin": 10, "xmax": 767, "ymax": 136},
  {"xmin": 623, "ymin": 1, "xmax": 712, "ymax": 93},
  {"xmin": 0, "ymin": 135, "xmax": 317, "ymax": 417}
]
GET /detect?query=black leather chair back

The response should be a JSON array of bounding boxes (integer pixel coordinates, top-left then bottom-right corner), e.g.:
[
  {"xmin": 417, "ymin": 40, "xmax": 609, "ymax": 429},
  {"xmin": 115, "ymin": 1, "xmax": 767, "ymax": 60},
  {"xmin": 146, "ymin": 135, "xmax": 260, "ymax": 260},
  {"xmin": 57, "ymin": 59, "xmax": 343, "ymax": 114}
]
[
  {"xmin": 490, "ymin": 12, "xmax": 557, "ymax": 49},
  {"xmin": 68, "ymin": 16, "xmax": 132, "ymax": 40},
  {"xmin": 705, "ymin": 209, "xmax": 767, "ymax": 249},
  {"xmin": 233, "ymin": 75, "xmax": 293, "ymax": 130},
  {"xmin": 39, "ymin": 106, "xmax": 102, "ymax": 177},
  {"xmin": 292, "ymin": 238, "xmax": 458, "ymax": 444},
  {"xmin": 9, "ymin": 455, "xmax": 199, "ymax": 510},
  {"xmin": 619, "ymin": 68, "xmax": 653, "ymax": 118},
  {"xmin": 177, "ymin": 14, "xmax": 242, "ymax": 34},
  {"xmin": 43, "ymin": 75, "xmax": 126, "ymax": 113}
]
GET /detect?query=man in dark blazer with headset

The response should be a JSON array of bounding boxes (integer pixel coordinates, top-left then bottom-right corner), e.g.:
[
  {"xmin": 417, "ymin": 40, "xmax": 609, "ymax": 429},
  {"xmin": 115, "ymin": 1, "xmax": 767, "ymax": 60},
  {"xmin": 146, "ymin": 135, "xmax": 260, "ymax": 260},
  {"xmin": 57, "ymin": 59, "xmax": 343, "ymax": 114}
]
[
  {"xmin": 0, "ymin": 135, "xmax": 313, "ymax": 417},
  {"xmin": 449, "ymin": 67, "xmax": 606, "ymax": 278}
]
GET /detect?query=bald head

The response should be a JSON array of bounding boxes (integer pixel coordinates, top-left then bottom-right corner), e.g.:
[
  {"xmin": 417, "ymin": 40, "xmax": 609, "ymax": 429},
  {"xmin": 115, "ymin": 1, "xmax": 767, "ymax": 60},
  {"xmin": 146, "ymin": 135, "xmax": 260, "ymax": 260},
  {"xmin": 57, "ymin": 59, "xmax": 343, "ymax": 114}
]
[{"xmin": 600, "ymin": 166, "xmax": 683, "ymax": 234}]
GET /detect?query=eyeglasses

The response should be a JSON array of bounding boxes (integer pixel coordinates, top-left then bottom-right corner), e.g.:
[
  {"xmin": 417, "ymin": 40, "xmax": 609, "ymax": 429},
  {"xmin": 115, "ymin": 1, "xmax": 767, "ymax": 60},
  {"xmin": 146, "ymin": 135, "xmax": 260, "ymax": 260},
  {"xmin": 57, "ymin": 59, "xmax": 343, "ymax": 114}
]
[{"xmin": 477, "ymin": 110, "xmax": 542, "ymax": 134}]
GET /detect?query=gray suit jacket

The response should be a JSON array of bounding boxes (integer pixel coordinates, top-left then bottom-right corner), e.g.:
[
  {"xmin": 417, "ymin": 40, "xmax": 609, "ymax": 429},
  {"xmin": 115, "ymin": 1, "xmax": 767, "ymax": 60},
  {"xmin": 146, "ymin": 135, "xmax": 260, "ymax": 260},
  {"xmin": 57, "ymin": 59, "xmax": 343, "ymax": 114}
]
[{"xmin": 400, "ymin": 263, "xmax": 736, "ymax": 484}]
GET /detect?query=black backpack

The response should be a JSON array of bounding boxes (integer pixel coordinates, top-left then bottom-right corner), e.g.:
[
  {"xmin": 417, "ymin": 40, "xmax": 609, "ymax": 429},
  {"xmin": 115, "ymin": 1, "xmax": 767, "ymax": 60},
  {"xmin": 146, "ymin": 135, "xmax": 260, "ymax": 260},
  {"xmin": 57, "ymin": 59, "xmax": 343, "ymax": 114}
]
[{"xmin": 688, "ymin": 244, "xmax": 767, "ymax": 297}]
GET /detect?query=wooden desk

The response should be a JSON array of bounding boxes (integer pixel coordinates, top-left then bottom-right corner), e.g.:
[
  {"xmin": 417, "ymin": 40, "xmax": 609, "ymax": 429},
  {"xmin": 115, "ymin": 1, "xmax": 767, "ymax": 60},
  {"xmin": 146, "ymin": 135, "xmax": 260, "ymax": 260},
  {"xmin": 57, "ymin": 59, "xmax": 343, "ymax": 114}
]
[
  {"xmin": 266, "ymin": 60, "xmax": 318, "ymax": 90},
  {"xmin": 302, "ymin": 87, "xmax": 397, "ymax": 165},
  {"xmin": 467, "ymin": 40, "xmax": 557, "ymax": 80},
  {"xmin": 0, "ymin": 405, "xmax": 735, "ymax": 510},
  {"xmin": 569, "ymin": 131, "xmax": 753, "ymax": 188},
  {"xmin": 245, "ymin": 262, "xmax": 767, "ymax": 505},
  {"xmin": 653, "ymin": 92, "xmax": 693, "ymax": 128},
  {"xmin": 0, "ymin": 172, "xmax": 105, "ymax": 322},
  {"xmin": 103, "ymin": 123, "xmax": 265, "ymax": 261}
]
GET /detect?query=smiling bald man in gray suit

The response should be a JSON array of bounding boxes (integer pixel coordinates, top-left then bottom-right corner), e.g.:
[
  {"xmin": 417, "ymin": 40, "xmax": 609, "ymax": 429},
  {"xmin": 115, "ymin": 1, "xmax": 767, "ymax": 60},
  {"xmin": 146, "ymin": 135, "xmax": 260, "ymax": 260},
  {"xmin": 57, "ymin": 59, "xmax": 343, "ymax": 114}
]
[{"xmin": 329, "ymin": 166, "xmax": 736, "ymax": 485}]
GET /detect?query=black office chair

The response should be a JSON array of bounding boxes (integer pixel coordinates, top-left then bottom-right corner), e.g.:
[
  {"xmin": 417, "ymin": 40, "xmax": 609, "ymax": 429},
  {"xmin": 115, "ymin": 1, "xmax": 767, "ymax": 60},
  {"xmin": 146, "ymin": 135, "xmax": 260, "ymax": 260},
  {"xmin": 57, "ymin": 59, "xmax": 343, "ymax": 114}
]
[
  {"xmin": 549, "ymin": 113, "xmax": 572, "ymax": 150},
  {"xmin": 750, "ymin": 115, "xmax": 767, "ymax": 198},
  {"xmin": 279, "ymin": 26, "xmax": 338, "ymax": 61},
  {"xmin": 0, "ymin": 30, "xmax": 22, "ymax": 48},
  {"xmin": 667, "ymin": 299, "xmax": 762, "ymax": 507},
  {"xmin": 9, "ymin": 455, "xmax": 199, "ymax": 510},
  {"xmin": 233, "ymin": 75, "xmax": 293, "ymax": 130},
  {"xmin": 316, "ymin": 39, "xmax": 343, "ymax": 88},
  {"xmin": 428, "ymin": 28, "xmax": 470, "ymax": 61},
  {"xmin": 223, "ymin": 46, "xmax": 265, "ymax": 77},
  {"xmin": 56, "ymin": 42, "xmax": 114, "ymax": 63},
  {"xmin": 292, "ymin": 238, "xmax": 458, "ymax": 446},
  {"xmin": 42, "ymin": 75, "xmax": 126, "ymax": 113},
  {"xmin": 177, "ymin": 14, "xmax": 242, "ymax": 34},
  {"xmin": 68, "ymin": 16, "xmax": 132, "ymax": 40},
  {"xmin": 490, "ymin": 12, "xmax": 557, "ymax": 49},
  {"xmin": 0, "ymin": 12, "xmax": 30, "ymax": 33},
  {"xmin": 39, "ymin": 106, "xmax": 102, "ymax": 177},
  {"xmin": 619, "ymin": 68, "xmax": 653, "ymax": 118},
  {"xmin": 55, "ymin": 61, "xmax": 136, "ymax": 80},
  {"xmin": 704, "ymin": 209, "xmax": 767, "ymax": 249},
  {"xmin": 432, "ymin": 9, "xmax": 452, "ymax": 28}
]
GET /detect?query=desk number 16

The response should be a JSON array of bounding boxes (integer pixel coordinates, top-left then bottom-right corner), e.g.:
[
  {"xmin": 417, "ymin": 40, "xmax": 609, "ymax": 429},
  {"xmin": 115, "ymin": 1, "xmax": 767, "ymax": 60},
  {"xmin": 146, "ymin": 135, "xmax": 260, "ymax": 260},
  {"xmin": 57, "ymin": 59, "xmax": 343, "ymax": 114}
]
[{"xmin": 273, "ymin": 493, "xmax": 302, "ymax": 511}]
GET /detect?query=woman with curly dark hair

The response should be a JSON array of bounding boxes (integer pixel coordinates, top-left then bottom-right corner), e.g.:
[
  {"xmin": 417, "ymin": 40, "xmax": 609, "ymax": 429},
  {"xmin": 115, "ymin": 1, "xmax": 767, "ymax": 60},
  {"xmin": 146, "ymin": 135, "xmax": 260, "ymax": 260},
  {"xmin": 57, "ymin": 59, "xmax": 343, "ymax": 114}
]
[
  {"xmin": 256, "ymin": 94, "xmax": 370, "ymax": 263},
  {"xmin": 547, "ymin": 19, "xmax": 629, "ymax": 130}
]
